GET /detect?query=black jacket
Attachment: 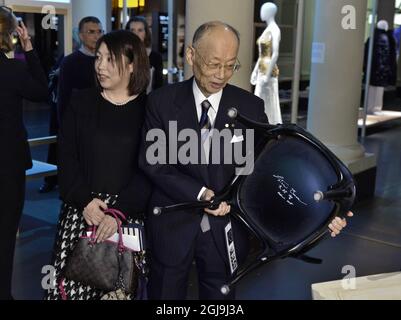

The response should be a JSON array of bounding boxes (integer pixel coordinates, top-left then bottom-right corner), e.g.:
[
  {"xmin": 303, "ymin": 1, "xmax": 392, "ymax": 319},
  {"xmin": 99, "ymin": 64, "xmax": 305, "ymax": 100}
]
[
  {"xmin": 149, "ymin": 51, "xmax": 164, "ymax": 90},
  {"xmin": 58, "ymin": 88, "xmax": 151, "ymax": 219},
  {"xmin": 0, "ymin": 51, "xmax": 48, "ymax": 174},
  {"xmin": 56, "ymin": 50, "xmax": 96, "ymax": 122}
]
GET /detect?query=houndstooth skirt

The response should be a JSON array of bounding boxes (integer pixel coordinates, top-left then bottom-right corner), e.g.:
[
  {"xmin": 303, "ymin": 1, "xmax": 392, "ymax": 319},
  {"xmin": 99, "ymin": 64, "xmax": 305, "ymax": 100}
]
[{"xmin": 45, "ymin": 193, "xmax": 147, "ymax": 300}]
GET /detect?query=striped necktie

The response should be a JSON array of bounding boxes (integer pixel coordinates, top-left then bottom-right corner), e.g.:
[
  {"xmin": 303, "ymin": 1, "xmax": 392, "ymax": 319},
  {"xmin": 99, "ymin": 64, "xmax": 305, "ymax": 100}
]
[
  {"xmin": 200, "ymin": 99, "xmax": 212, "ymax": 232},
  {"xmin": 200, "ymin": 100, "xmax": 212, "ymax": 132}
]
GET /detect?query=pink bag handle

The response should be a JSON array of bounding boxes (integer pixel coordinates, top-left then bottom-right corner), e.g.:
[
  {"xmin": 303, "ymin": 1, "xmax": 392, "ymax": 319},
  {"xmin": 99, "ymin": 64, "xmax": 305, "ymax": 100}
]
[
  {"xmin": 105, "ymin": 208, "xmax": 126, "ymax": 221},
  {"xmin": 90, "ymin": 208, "xmax": 127, "ymax": 252}
]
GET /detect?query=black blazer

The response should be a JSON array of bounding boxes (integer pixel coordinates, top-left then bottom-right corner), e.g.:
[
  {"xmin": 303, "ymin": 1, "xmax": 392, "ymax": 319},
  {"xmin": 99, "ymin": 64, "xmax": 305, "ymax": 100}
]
[
  {"xmin": 58, "ymin": 88, "xmax": 151, "ymax": 219},
  {"xmin": 0, "ymin": 51, "xmax": 48, "ymax": 174},
  {"xmin": 149, "ymin": 51, "xmax": 163, "ymax": 90},
  {"xmin": 140, "ymin": 78, "xmax": 267, "ymax": 268}
]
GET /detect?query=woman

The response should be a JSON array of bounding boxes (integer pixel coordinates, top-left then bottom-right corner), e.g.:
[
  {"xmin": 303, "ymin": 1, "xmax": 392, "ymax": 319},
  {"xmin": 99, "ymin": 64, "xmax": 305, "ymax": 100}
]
[
  {"xmin": 46, "ymin": 30, "xmax": 151, "ymax": 300},
  {"xmin": 126, "ymin": 16, "xmax": 164, "ymax": 92},
  {"xmin": 0, "ymin": 6, "xmax": 48, "ymax": 300}
]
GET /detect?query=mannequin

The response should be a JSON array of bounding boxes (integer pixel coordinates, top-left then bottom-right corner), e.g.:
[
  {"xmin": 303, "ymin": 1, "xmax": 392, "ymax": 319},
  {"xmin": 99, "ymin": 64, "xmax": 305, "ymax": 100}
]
[
  {"xmin": 365, "ymin": 20, "xmax": 397, "ymax": 115},
  {"xmin": 251, "ymin": 2, "xmax": 282, "ymax": 124}
]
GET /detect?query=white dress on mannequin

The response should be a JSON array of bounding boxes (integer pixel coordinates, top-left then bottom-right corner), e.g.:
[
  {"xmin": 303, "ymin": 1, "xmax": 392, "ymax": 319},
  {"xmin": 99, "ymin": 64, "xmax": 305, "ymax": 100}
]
[
  {"xmin": 251, "ymin": 2, "xmax": 282, "ymax": 124},
  {"xmin": 367, "ymin": 86, "xmax": 384, "ymax": 115}
]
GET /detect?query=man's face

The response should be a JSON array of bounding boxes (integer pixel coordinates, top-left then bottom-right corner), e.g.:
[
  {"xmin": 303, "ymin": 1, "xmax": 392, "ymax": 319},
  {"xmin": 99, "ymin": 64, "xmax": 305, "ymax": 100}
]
[
  {"xmin": 79, "ymin": 22, "xmax": 103, "ymax": 53},
  {"xmin": 129, "ymin": 21, "xmax": 146, "ymax": 43},
  {"xmin": 186, "ymin": 28, "xmax": 239, "ymax": 97}
]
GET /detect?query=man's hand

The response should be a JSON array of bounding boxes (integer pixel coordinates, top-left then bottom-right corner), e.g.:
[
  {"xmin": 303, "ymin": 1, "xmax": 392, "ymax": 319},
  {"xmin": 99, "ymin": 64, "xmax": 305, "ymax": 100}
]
[
  {"xmin": 95, "ymin": 215, "xmax": 118, "ymax": 243},
  {"xmin": 200, "ymin": 188, "xmax": 214, "ymax": 202},
  {"xmin": 83, "ymin": 198, "xmax": 107, "ymax": 226},
  {"xmin": 329, "ymin": 211, "xmax": 354, "ymax": 237},
  {"xmin": 205, "ymin": 202, "xmax": 231, "ymax": 217},
  {"xmin": 201, "ymin": 188, "xmax": 231, "ymax": 217}
]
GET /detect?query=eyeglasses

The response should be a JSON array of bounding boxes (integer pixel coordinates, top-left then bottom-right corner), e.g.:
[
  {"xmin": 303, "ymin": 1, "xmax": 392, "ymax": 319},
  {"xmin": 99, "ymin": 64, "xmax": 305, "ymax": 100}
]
[
  {"xmin": 82, "ymin": 29, "xmax": 104, "ymax": 36},
  {"xmin": 192, "ymin": 47, "xmax": 241, "ymax": 73}
]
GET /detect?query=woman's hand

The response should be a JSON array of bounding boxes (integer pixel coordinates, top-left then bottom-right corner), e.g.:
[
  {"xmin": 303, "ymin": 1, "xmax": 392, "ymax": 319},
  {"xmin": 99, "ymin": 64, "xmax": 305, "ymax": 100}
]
[
  {"xmin": 95, "ymin": 215, "xmax": 118, "ymax": 243},
  {"xmin": 83, "ymin": 198, "xmax": 107, "ymax": 226},
  {"xmin": 15, "ymin": 20, "xmax": 33, "ymax": 52}
]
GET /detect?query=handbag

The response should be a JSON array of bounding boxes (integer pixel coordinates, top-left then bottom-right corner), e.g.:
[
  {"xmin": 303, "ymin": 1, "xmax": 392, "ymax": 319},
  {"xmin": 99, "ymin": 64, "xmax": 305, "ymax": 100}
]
[{"xmin": 62, "ymin": 209, "xmax": 139, "ymax": 297}]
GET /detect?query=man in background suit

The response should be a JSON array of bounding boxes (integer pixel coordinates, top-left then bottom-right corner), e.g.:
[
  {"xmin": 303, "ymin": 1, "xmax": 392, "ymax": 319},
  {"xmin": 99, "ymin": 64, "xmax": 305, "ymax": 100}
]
[{"xmin": 140, "ymin": 21, "xmax": 350, "ymax": 300}]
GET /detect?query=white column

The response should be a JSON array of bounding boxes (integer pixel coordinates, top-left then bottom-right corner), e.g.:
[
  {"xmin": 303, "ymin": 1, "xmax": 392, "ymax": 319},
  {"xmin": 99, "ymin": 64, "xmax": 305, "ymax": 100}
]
[
  {"xmin": 291, "ymin": 0, "xmax": 305, "ymax": 124},
  {"xmin": 122, "ymin": 0, "xmax": 128, "ymax": 29},
  {"xmin": 307, "ymin": 0, "xmax": 376, "ymax": 173},
  {"xmin": 71, "ymin": 0, "xmax": 109, "ymax": 32},
  {"xmin": 167, "ymin": 0, "xmax": 177, "ymax": 84},
  {"xmin": 184, "ymin": 0, "xmax": 255, "ymax": 91}
]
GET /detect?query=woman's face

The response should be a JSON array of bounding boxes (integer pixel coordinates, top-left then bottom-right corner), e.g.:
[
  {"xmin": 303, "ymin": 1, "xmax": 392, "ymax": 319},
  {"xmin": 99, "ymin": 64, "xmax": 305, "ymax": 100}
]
[
  {"xmin": 129, "ymin": 21, "xmax": 146, "ymax": 43},
  {"xmin": 95, "ymin": 42, "xmax": 133, "ymax": 92}
]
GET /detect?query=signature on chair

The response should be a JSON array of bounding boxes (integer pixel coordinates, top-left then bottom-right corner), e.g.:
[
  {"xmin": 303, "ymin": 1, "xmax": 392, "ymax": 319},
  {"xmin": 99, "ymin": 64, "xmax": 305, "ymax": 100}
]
[{"xmin": 273, "ymin": 175, "xmax": 308, "ymax": 207}]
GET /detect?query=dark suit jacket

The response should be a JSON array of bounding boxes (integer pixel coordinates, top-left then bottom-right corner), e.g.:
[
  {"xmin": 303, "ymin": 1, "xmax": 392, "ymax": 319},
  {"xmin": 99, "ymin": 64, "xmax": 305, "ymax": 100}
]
[
  {"xmin": 56, "ymin": 50, "xmax": 96, "ymax": 122},
  {"xmin": 140, "ymin": 78, "xmax": 267, "ymax": 269},
  {"xmin": 149, "ymin": 51, "xmax": 164, "ymax": 90},
  {"xmin": 0, "ymin": 51, "xmax": 48, "ymax": 175}
]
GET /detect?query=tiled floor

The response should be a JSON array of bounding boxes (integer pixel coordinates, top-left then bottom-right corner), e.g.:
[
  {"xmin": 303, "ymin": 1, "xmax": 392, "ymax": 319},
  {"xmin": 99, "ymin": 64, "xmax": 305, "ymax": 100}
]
[{"xmin": 12, "ymin": 98, "xmax": 401, "ymax": 300}]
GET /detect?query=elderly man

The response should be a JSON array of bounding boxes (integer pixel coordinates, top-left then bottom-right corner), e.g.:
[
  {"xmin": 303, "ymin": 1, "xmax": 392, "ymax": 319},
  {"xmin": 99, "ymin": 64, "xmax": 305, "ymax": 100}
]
[{"xmin": 140, "ymin": 21, "xmax": 351, "ymax": 300}]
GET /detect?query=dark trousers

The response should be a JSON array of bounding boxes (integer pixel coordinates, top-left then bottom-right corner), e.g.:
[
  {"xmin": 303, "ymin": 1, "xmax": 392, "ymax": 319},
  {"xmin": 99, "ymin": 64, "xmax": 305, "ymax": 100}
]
[
  {"xmin": 0, "ymin": 170, "xmax": 25, "ymax": 300},
  {"xmin": 44, "ymin": 102, "xmax": 58, "ymax": 186},
  {"xmin": 148, "ymin": 228, "xmax": 235, "ymax": 300}
]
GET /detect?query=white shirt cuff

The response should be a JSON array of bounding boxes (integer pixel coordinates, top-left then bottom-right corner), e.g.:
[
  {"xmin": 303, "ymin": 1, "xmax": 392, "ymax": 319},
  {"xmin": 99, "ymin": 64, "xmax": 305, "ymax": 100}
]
[{"xmin": 197, "ymin": 187, "xmax": 207, "ymax": 201}]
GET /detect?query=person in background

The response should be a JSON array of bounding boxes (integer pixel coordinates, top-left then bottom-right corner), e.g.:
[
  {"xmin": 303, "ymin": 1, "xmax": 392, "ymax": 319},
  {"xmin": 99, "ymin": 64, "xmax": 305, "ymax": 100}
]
[
  {"xmin": 39, "ymin": 16, "xmax": 103, "ymax": 193},
  {"xmin": 0, "ymin": 6, "xmax": 48, "ymax": 300},
  {"xmin": 126, "ymin": 16, "xmax": 164, "ymax": 93},
  {"xmin": 39, "ymin": 55, "xmax": 64, "ymax": 194}
]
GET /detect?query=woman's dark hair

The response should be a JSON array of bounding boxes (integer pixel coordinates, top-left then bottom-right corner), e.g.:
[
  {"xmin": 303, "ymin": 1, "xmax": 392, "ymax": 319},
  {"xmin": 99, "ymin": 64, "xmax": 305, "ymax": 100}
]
[
  {"xmin": 125, "ymin": 16, "xmax": 152, "ymax": 48},
  {"xmin": 0, "ymin": 6, "xmax": 17, "ymax": 53},
  {"xmin": 95, "ymin": 30, "xmax": 150, "ymax": 96}
]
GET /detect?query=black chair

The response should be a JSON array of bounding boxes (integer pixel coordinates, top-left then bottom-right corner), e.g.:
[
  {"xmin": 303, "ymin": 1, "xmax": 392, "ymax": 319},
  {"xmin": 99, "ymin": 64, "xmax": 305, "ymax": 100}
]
[{"xmin": 153, "ymin": 108, "xmax": 356, "ymax": 295}]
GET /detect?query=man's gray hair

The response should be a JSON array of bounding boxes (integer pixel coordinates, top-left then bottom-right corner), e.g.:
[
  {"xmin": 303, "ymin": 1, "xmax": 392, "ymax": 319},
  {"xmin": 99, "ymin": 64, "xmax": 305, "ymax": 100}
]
[{"xmin": 192, "ymin": 21, "xmax": 240, "ymax": 48}]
